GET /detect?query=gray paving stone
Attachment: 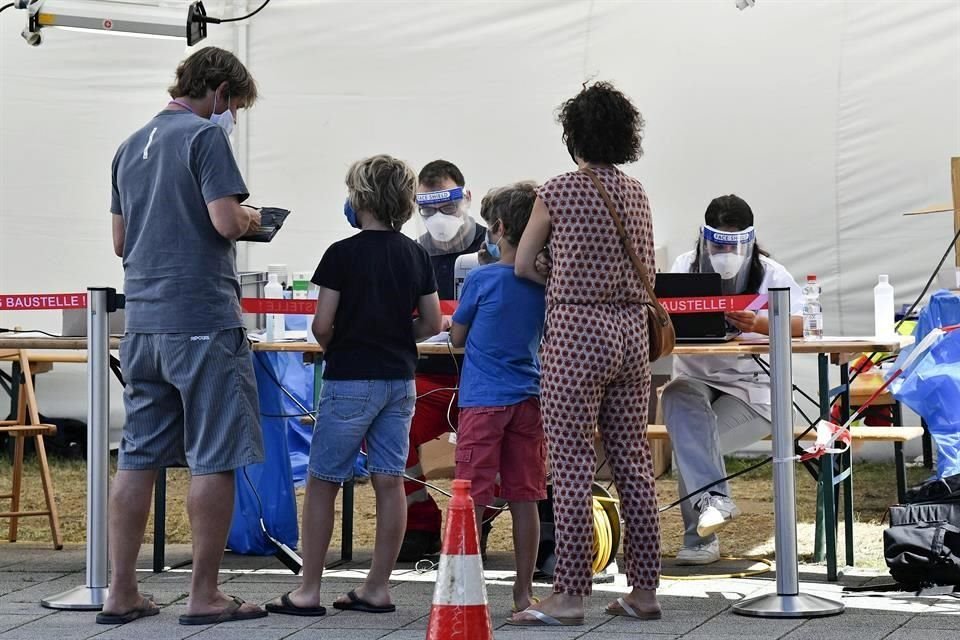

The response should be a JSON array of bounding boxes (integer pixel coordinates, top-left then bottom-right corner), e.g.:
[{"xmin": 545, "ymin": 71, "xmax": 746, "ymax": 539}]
[
  {"xmin": 185, "ymin": 627, "xmax": 294, "ymax": 640},
  {"xmin": 490, "ymin": 628, "xmax": 586, "ymax": 640},
  {"xmin": 780, "ymin": 627, "xmax": 893, "ymax": 640},
  {"xmin": 224, "ymin": 574, "xmax": 307, "ymax": 585},
  {"xmin": 284, "ymin": 630, "xmax": 393, "ymax": 640},
  {"xmin": 203, "ymin": 612, "xmax": 318, "ymax": 630},
  {"xmin": 596, "ymin": 609, "xmax": 715, "ymax": 634},
  {"xmin": 140, "ymin": 589, "xmax": 189, "ymax": 606},
  {"xmin": 657, "ymin": 595, "xmax": 734, "ymax": 612},
  {"xmin": 797, "ymin": 613, "xmax": 910, "ymax": 631},
  {"xmin": 683, "ymin": 612, "xmax": 805, "ymax": 636},
  {"xmin": 393, "ymin": 613, "xmax": 431, "ymax": 630},
  {"xmin": 904, "ymin": 611, "xmax": 960, "ymax": 629},
  {"xmin": 681, "ymin": 636, "xmax": 781, "ymax": 640},
  {"xmin": 94, "ymin": 616, "xmax": 211, "ymax": 640},
  {"xmin": 579, "ymin": 634, "xmax": 678, "ymax": 640},
  {"xmin": 885, "ymin": 630, "xmax": 960, "ymax": 640},
  {"xmin": 0, "ymin": 603, "xmax": 48, "ymax": 615},
  {"xmin": 378, "ymin": 633, "xmax": 434, "ymax": 640},
  {"xmin": 0, "ymin": 618, "xmax": 106, "ymax": 640},
  {"xmin": 841, "ymin": 596, "xmax": 933, "ymax": 614},
  {"xmin": 307, "ymin": 610, "xmax": 424, "ymax": 630},
  {"xmin": 3, "ymin": 576, "xmax": 91, "ymax": 602},
  {"xmin": 0, "ymin": 614, "xmax": 47, "ymax": 633}
]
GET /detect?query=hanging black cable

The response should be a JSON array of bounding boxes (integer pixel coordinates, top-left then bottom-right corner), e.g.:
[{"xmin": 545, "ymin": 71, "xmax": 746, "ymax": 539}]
[{"xmin": 201, "ymin": 0, "xmax": 271, "ymax": 24}]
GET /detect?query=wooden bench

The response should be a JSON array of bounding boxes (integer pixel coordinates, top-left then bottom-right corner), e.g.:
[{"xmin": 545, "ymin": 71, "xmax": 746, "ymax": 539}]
[
  {"xmin": 849, "ymin": 371, "xmax": 934, "ymax": 469},
  {"xmin": 646, "ymin": 423, "xmax": 926, "ymax": 502}
]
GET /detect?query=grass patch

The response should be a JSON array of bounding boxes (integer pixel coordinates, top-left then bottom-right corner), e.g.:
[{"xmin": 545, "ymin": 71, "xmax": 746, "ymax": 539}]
[{"xmin": 0, "ymin": 454, "xmax": 930, "ymax": 568}]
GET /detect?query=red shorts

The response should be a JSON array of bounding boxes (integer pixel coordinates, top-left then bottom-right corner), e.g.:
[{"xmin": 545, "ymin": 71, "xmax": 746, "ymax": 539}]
[{"xmin": 454, "ymin": 397, "xmax": 547, "ymax": 505}]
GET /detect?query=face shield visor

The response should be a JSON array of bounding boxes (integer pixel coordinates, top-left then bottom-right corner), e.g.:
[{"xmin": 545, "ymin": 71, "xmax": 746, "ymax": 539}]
[
  {"xmin": 698, "ymin": 225, "xmax": 755, "ymax": 294},
  {"xmin": 413, "ymin": 186, "xmax": 478, "ymax": 255}
]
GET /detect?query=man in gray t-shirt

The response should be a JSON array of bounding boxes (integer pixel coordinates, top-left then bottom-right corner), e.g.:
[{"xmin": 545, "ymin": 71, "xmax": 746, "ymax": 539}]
[{"xmin": 100, "ymin": 47, "xmax": 266, "ymax": 627}]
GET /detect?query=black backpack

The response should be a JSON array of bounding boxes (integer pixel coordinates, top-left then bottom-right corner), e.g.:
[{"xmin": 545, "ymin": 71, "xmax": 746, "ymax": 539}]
[
  {"xmin": 2, "ymin": 415, "xmax": 87, "ymax": 462},
  {"xmin": 884, "ymin": 500, "xmax": 960, "ymax": 588}
]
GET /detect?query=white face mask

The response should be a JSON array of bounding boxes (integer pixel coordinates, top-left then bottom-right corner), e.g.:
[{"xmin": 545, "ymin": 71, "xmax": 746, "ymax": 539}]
[
  {"xmin": 210, "ymin": 94, "xmax": 235, "ymax": 136},
  {"xmin": 424, "ymin": 214, "xmax": 464, "ymax": 242},
  {"xmin": 709, "ymin": 253, "xmax": 746, "ymax": 280}
]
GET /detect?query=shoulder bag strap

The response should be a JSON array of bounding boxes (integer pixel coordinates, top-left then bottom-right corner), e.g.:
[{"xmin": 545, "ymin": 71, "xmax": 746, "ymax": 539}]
[{"xmin": 580, "ymin": 167, "xmax": 669, "ymax": 325}]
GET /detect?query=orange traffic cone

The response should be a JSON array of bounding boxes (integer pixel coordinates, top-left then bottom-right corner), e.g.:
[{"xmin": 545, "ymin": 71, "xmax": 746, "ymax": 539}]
[{"xmin": 426, "ymin": 479, "xmax": 493, "ymax": 640}]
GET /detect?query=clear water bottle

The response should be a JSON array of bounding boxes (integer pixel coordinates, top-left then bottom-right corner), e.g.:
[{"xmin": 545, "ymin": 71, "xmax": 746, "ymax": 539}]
[
  {"xmin": 802, "ymin": 274, "xmax": 823, "ymax": 340},
  {"xmin": 873, "ymin": 274, "xmax": 895, "ymax": 338},
  {"xmin": 264, "ymin": 273, "xmax": 285, "ymax": 342}
]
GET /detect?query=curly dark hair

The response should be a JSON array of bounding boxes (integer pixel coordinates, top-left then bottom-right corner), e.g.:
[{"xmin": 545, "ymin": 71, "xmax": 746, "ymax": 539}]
[
  {"xmin": 479, "ymin": 181, "xmax": 538, "ymax": 246},
  {"xmin": 558, "ymin": 81, "xmax": 644, "ymax": 165}
]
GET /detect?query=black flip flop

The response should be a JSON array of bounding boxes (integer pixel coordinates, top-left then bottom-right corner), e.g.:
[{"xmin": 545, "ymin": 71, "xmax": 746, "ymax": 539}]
[
  {"xmin": 265, "ymin": 591, "xmax": 327, "ymax": 617},
  {"xmin": 332, "ymin": 589, "xmax": 396, "ymax": 614},
  {"xmin": 95, "ymin": 597, "xmax": 160, "ymax": 625},
  {"xmin": 179, "ymin": 596, "xmax": 268, "ymax": 625}
]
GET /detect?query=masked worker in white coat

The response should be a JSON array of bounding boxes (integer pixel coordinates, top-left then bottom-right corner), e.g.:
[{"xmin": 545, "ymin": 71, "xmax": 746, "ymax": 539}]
[{"xmin": 664, "ymin": 195, "xmax": 803, "ymax": 566}]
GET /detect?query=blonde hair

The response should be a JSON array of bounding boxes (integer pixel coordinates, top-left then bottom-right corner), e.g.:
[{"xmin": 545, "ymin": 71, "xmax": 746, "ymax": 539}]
[{"xmin": 345, "ymin": 155, "xmax": 418, "ymax": 231}]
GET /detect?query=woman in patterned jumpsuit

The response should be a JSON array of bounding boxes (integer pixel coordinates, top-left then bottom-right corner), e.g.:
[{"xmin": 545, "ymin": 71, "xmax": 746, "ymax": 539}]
[{"xmin": 510, "ymin": 82, "xmax": 661, "ymax": 626}]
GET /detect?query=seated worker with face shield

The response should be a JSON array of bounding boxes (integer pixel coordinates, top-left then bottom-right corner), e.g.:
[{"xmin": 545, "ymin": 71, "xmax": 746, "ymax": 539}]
[
  {"xmin": 399, "ymin": 160, "xmax": 488, "ymax": 561},
  {"xmin": 663, "ymin": 195, "xmax": 803, "ymax": 566}
]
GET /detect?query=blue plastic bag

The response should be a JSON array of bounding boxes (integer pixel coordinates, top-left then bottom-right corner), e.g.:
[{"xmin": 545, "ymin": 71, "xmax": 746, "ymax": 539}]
[
  {"xmin": 916, "ymin": 290, "xmax": 960, "ymax": 342},
  {"xmin": 227, "ymin": 351, "xmax": 303, "ymax": 555},
  {"xmin": 891, "ymin": 295, "xmax": 960, "ymax": 479}
]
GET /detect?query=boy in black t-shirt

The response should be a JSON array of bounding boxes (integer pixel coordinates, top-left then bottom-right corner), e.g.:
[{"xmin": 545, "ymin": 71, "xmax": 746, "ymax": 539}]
[{"xmin": 268, "ymin": 155, "xmax": 442, "ymax": 617}]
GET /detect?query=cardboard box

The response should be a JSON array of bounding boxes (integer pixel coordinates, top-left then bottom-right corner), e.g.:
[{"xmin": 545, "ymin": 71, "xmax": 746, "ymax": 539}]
[{"xmin": 421, "ymin": 433, "xmax": 457, "ymax": 480}]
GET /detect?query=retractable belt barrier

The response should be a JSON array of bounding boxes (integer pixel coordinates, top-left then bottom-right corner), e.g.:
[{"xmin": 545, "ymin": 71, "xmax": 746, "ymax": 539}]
[
  {"xmin": 0, "ymin": 287, "xmax": 792, "ymax": 613},
  {"xmin": 732, "ymin": 288, "xmax": 844, "ymax": 619},
  {"xmin": 0, "ymin": 289, "xmax": 120, "ymax": 610}
]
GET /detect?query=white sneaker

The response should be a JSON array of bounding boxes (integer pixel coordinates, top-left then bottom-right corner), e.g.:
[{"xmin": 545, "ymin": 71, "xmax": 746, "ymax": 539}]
[
  {"xmin": 675, "ymin": 540, "xmax": 720, "ymax": 566},
  {"xmin": 696, "ymin": 495, "xmax": 741, "ymax": 537}
]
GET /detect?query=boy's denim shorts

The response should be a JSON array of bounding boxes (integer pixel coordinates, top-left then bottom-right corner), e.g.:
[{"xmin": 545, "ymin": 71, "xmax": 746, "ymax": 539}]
[{"xmin": 309, "ymin": 379, "xmax": 416, "ymax": 484}]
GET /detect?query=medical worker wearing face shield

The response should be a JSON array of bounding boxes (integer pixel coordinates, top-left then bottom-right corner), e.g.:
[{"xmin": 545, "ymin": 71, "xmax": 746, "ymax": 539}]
[
  {"xmin": 415, "ymin": 161, "xmax": 488, "ymax": 299},
  {"xmin": 663, "ymin": 195, "xmax": 803, "ymax": 566},
  {"xmin": 398, "ymin": 160, "xmax": 488, "ymax": 561}
]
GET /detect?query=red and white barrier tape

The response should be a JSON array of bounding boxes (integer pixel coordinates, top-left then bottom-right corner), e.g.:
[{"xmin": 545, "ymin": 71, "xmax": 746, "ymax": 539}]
[
  {"xmin": 0, "ymin": 293, "xmax": 88, "ymax": 310},
  {"xmin": 4, "ymin": 292, "xmax": 763, "ymax": 317},
  {"xmin": 784, "ymin": 323, "xmax": 960, "ymax": 463},
  {"xmin": 660, "ymin": 294, "xmax": 767, "ymax": 315}
]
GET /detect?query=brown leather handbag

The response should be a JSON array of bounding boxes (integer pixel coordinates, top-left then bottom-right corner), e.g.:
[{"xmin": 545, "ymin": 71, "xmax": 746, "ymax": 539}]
[{"xmin": 581, "ymin": 168, "xmax": 676, "ymax": 361}]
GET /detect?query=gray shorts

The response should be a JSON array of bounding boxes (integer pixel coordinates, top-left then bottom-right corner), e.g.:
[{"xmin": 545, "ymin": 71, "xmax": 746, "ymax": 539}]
[{"xmin": 118, "ymin": 328, "xmax": 265, "ymax": 475}]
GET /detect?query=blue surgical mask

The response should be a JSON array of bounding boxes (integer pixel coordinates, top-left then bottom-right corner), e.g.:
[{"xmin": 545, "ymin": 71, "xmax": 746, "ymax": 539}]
[
  {"xmin": 343, "ymin": 198, "xmax": 360, "ymax": 229},
  {"xmin": 485, "ymin": 222, "xmax": 502, "ymax": 260}
]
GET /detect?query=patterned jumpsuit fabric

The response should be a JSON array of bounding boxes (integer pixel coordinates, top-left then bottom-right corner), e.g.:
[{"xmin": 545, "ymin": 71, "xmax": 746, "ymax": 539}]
[{"xmin": 538, "ymin": 166, "xmax": 660, "ymax": 595}]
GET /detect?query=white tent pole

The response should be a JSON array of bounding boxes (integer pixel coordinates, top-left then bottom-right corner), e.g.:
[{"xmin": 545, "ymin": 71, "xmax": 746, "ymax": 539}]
[{"xmin": 234, "ymin": 0, "xmax": 252, "ymax": 272}]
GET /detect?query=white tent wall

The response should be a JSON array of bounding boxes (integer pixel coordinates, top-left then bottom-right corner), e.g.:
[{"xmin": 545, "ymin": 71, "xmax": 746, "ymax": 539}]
[
  {"xmin": 0, "ymin": 1, "xmax": 238, "ymax": 432},
  {"xmin": 1, "ymin": 0, "xmax": 958, "ymax": 460}
]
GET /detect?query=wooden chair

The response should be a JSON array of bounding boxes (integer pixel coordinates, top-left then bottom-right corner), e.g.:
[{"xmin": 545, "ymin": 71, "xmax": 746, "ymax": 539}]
[{"xmin": 0, "ymin": 349, "xmax": 63, "ymax": 549}]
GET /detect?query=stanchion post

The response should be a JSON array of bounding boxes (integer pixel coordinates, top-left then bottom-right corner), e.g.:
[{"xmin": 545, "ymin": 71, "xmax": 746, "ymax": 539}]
[
  {"xmin": 42, "ymin": 287, "xmax": 116, "ymax": 610},
  {"xmin": 732, "ymin": 288, "xmax": 844, "ymax": 618}
]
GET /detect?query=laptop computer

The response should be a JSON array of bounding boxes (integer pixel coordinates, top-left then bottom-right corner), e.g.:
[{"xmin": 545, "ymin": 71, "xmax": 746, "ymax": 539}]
[{"xmin": 654, "ymin": 272, "xmax": 740, "ymax": 343}]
